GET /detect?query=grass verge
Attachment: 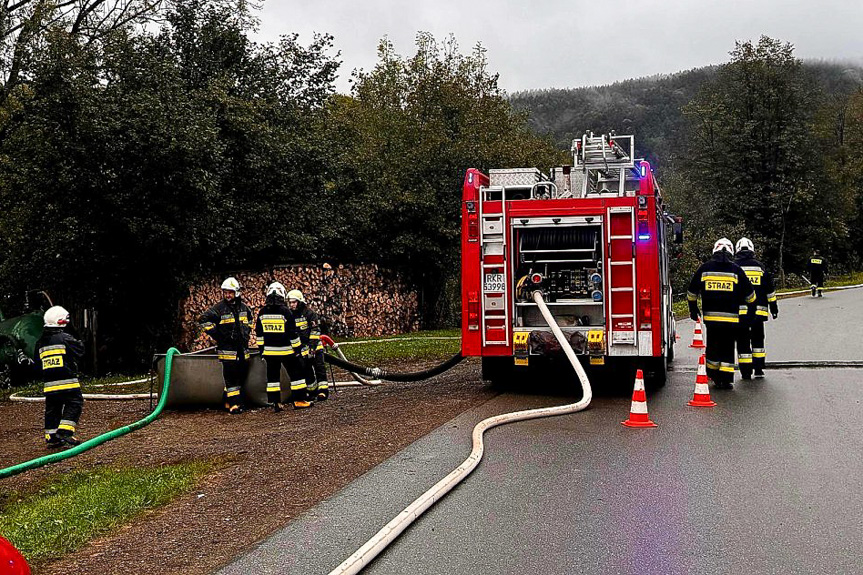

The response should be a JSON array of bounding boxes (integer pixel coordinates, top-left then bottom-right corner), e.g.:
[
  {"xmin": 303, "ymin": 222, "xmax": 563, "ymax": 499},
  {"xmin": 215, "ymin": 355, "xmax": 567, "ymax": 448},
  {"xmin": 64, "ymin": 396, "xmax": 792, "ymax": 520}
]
[
  {"xmin": 333, "ymin": 328, "xmax": 461, "ymax": 365},
  {"xmin": 0, "ymin": 461, "xmax": 210, "ymax": 564}
]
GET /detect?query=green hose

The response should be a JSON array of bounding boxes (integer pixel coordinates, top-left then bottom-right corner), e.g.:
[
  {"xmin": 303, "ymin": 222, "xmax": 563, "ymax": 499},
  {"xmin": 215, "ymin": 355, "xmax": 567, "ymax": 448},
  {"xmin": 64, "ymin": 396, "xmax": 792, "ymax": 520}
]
[{"xmin": 0, "ymin": 347, "xmax": 179, "ymax": 480}]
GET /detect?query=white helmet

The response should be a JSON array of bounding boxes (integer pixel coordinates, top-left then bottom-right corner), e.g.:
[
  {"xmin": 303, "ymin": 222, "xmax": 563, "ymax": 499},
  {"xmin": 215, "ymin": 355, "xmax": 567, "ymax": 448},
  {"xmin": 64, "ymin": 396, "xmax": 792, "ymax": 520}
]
[
  {"xmin": 266, "ymin": 282, "xmax": 287, "ymax": 300},
  {"xmin": 220, "ymin": 277, "xmax": 241, "ymax": 295},
  {"xmin": 287, "ymin": 289, "xmax": 305, "ymax": 303},
  {"xmin": 735, "ymin": 237, "xmax": 754, "ymax": 253},
  {"xmin": 712, "ymin": 238, "xmax": 734, "ymax": 255},
  {"xmin": 44, "ymin": 305, "xmax": 70, "ymax": 328}
]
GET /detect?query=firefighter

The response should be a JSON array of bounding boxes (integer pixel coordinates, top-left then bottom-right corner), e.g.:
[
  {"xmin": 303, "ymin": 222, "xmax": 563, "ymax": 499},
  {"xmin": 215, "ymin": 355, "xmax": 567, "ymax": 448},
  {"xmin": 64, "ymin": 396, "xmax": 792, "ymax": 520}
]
[
  {"xmin": 807, "ymin": 250, "xmax": 827, "ymax": 297},
  {"xmin": 687, "ymin": 238, "xmax": 756, "ymax": 389},
  {"xmin": 288, "ymin": 289, "xmax": 328, "ymax": 401},
  {"xmin": 37, "ymin": 306, "xmax": 85, "ymax": 448},
  {"xmin": 734, "ymin": 238, "xmax": 779, "ymax": 380},
  {"xmin": 199, "ymin": 277, "xmax": 252, "ymax": 414},
  {"xmin": 255, "ymin": 282, "xmax": 312, "ymax": 410}
]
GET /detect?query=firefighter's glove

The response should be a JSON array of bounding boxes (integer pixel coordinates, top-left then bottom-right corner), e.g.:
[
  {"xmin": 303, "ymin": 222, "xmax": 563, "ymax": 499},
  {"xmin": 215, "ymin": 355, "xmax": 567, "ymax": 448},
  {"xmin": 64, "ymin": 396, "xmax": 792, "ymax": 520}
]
[
  {"xmin": 16, "ymin": 350, "xmax": 33, "ymax": 366},
  {"xmin": 772, "ymin": 312, "xmax": 779, "ymax": 319}
]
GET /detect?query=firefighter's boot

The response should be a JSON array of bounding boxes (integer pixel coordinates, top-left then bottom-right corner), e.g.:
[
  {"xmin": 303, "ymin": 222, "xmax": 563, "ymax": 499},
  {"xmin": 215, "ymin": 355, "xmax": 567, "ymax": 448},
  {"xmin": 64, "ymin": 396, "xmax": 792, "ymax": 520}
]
[
  {"xmin": 228, "ymin": 404, "xmax": 243, "ymax": 415},
  {"xmin": 272, "ymin": 402, "xmax": 284, "ymax": 413},
  {"xmin": 45, "ymin": 434, "xmax": 64, "ymax": 449},
  {"xmin": 62, "ymin": 435, "xmax": 81, "ymax": 447},
  {"xmin": 817, "ymin": 289, "xmax": 823, "ymax": 297},
  {"xmin": 754, "ymin": 369, "xmax": 765, "ymax": 379},
  {"xmin": 811, "ymin": 286, "xmax": 816, "ymax": 297},
  {"xmin": 293, "ymin": 400, "xmax": 313, "ymax": 409}
]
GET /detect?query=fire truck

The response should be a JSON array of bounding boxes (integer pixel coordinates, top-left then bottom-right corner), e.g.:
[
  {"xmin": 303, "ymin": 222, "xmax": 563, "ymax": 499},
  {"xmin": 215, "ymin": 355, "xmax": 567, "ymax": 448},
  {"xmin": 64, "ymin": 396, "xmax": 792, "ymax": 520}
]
[{"xmin": 460, "ymin": 132, "xmax": 678, "ymax": 388}]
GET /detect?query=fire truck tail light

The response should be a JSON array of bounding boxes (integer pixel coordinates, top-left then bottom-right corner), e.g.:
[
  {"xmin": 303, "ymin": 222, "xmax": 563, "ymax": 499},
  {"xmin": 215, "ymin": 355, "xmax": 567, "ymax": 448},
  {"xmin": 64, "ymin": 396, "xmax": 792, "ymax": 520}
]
[
  {"xmin": 467, "ymin": 213, "xmax": 479, "ymax": 241},
  {"xmin": 468, "ymin": 291, "xmax": 479, "ymax": 330},
  {"xmin": 639, "ymin": 287, "xmax": 651, "ymax": 327}
]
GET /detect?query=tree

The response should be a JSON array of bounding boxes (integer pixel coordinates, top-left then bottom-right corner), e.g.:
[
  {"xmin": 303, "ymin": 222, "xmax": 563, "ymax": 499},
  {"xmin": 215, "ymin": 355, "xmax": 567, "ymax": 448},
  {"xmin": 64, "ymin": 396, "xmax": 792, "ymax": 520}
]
[
  {"xmin": 677, "ymin": 36, "xmax": 824, "ymax": 283},
  {"xmin": 322, "ymin": 33, "xmax": 565, "ymax": 323},
  {"xmin": 0, "ymin": 0, "xmax": 340, "ymax": 370}
]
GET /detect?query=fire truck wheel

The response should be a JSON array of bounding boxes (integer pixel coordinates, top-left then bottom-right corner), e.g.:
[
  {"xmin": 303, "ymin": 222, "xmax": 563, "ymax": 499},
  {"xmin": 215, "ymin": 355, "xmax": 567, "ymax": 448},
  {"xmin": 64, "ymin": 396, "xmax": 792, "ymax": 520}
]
[
  {"xmin": 667, "ymin": 340, "xmax": 675, "ymax": 363},
  {"xmin": 481, "ymin": 357, "xmax": 514, "ymax": 389},
  {"xmin": 643, "ymin": 356, "xmax": 668, "ymax": 389}
]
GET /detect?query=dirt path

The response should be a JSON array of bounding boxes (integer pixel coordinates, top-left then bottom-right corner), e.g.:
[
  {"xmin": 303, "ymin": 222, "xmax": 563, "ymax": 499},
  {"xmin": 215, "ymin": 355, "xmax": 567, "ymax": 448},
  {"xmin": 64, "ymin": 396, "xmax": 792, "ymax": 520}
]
[{"xmin": 0, "ymin": 359, "xmax": 495, "ymax": 575}]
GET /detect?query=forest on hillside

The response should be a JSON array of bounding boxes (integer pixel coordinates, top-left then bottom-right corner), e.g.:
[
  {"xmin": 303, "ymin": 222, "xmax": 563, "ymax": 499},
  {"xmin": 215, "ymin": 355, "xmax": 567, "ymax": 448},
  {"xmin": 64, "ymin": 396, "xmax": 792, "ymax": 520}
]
[{"xmin": 511, "ymin": 45, "xmax": 863, "ymax": 288}]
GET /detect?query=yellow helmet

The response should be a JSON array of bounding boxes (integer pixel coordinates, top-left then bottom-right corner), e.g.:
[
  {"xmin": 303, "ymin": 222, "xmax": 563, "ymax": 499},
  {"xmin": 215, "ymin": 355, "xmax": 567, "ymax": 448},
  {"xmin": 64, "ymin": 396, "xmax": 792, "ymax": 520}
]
[{"xmin": 287, "ymin": 289, "xmax": 305, "ymax": 303}]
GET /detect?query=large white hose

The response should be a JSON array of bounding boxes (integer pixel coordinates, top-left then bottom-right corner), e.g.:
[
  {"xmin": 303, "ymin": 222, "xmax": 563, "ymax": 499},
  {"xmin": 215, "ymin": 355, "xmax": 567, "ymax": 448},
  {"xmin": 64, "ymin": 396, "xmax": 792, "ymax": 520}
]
[
  {"xmin": 328, "ymin": 291, "xmax": 593, "ymax": 575},
  {"xmin": 9, "ymin": 377, "xmax": 154, "ymax": 402}
]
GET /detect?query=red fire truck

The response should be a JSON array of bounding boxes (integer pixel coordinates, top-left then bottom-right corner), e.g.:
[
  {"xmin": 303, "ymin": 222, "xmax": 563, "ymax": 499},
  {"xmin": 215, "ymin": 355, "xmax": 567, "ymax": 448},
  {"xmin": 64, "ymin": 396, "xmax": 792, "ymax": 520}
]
[{"xmin": 460, "ymin": 132, "xmax": 678, "ymax": 388}]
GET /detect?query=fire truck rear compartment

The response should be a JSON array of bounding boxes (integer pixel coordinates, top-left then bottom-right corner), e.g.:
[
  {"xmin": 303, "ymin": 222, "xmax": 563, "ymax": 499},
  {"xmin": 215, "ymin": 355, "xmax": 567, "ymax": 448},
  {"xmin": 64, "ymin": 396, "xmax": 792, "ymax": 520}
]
[{"xmin": 515, "ymin": 224, "xmax": 604, "ymax": 350}]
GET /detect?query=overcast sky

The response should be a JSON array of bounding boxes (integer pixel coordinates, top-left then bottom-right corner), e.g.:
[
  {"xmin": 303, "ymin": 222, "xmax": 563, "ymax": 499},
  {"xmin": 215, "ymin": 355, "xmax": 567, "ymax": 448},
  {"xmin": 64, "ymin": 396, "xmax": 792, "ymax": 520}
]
[{"xmin": 252, "ymin": 0, "xmax": 863, "ymax": 95}]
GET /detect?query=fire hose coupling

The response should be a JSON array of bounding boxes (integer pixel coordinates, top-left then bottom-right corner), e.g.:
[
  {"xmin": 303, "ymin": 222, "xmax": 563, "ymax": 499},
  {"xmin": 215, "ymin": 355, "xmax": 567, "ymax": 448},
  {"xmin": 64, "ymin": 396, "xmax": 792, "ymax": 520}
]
[{"xmin": 321, "ymin": 334, "xmax": 338, "ymax": 349}]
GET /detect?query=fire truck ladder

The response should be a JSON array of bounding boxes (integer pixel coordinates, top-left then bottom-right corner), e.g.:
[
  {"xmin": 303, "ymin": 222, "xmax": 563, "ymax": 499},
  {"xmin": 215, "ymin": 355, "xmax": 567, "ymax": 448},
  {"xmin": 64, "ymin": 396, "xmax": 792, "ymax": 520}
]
[
  {"xmin": 573, "ymin": 133, "xmax": 637, "ymax": 196},
  {"xmin": 478, "ymin": 185, "xmax": 510, "ymax": 347},
  {"xmin": 606, "ymin": 206, "xmax": 637, "ymax": 347}
]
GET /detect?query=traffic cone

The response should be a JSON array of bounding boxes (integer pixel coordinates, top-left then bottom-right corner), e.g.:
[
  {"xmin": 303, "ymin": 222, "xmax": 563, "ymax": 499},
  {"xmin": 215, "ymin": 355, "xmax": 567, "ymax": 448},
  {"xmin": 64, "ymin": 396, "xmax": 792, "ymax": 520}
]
[
  {"xmin": 689, "ymin": 318, "xmax": 706, "ymax": 348},
  {"xmin": 621, "ymin": 369, "xmax": 657, "ymax": 428},
  {"xmin": 688, "ymin": 354, "xmax": 717, "ymax": 407}
]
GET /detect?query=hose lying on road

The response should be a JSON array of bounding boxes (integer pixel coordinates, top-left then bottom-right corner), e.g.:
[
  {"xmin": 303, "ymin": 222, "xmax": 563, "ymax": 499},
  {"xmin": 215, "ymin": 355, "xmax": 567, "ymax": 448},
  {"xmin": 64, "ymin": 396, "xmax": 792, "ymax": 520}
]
[
  {"xmin": 323, "ymin": 351, "xmax": 464, "ymax": 382},
  {"xmin": 0, "ymin": 348, "xmax": 179, "ymax": 480},
  {"xmin": 328, "ymin": 291, "xmax": 594, "ymax": 575}
]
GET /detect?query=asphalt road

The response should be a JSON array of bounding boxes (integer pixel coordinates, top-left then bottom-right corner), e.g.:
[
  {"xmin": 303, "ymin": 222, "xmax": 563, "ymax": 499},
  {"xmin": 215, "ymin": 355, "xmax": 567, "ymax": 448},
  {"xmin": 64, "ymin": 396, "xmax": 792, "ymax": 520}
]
[{"xmin": 219, "ymin": 288, "xmax": 863, "ymax": 575}]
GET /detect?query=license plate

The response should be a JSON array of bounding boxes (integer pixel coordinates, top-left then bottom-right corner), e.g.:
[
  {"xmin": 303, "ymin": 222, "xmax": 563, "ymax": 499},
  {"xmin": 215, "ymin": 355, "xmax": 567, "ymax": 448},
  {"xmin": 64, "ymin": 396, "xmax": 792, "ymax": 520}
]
[{"xmin": 484, "ymin": 273, "xmax": 506, "ymax": 292}]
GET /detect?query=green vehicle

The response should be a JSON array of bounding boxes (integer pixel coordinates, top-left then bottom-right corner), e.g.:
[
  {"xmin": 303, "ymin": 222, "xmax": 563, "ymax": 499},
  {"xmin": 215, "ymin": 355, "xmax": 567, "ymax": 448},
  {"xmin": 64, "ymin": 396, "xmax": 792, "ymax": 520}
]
[{"xmin": 0, "ymin": 292, "xmax": 50, "ymax": 387}]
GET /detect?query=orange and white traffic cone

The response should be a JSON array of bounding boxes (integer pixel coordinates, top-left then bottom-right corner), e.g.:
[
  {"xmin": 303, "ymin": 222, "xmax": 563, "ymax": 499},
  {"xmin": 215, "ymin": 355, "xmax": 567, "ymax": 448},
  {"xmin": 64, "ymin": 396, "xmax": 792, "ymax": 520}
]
[
  {"xmin": 689, "ymin": 318, "xmax": 706, "ymax": 349},
  {"xmin": 621, "ymin": 369, "xmax": 657, "ymax": 428},
  {"xmin": 688, "ymin": 354, "xmax": 716, "ymax": 407}
]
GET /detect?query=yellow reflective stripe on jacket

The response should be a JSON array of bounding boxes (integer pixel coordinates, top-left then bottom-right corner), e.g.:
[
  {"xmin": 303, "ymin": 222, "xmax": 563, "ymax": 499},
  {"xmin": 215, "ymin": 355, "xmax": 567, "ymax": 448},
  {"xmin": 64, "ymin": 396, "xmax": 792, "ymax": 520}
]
[
  {"xmin": 39, "ymin": 348, "xmax": 65, "ymax": 358},
  {"xmin": 745, "ymin": 291, "xmax": 756, "ymax": 303},
  {"xmin": 687, "ymin": 291, "xmax": 698, "ymax": 302},
  {"xmin": 767, "ymin": 293, "xmax": 777, "ymax": 302},
  {"xmin": 703, "ymin": 311, "xmax": 739, "ymax": 323},
  {"xmin": 262, "ymin": 346, "xmax": 294, "ymax": 356},
  {"xmin": 701, "ymin": 272, "xmax": 738, "ymax": 282},
  {"xmin": 44, "ymin": 381, "xmax": 81, "ymax": 393}
]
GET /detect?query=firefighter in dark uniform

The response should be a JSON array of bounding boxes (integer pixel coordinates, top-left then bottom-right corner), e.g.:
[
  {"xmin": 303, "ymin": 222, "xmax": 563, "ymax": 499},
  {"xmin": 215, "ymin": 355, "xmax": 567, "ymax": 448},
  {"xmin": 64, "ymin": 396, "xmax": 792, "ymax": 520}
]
[
  {"xmin": 255, "ymin": 282, "xmax": 311, "ymax": 410},
  {"xmin": 687, "ymin": 238, "xmax": 757, "ymax": 389},
  {"xmin": 734, "ymin": 238, "xmax": 779, "ymax": 380},
  {"xmin": 199, "ymin": 277, "xmax": 252, "ymax": 414},
  {"xmin": 37, "ymin": 306, "xmax": 85, "ymax": 448},
  {"xmin": 807, "ymin": 250, "xmax": 827, "ymax": 297},
  {"xmin": 288, "ymin": 289, "xmax": 328, "ymax": 401}
]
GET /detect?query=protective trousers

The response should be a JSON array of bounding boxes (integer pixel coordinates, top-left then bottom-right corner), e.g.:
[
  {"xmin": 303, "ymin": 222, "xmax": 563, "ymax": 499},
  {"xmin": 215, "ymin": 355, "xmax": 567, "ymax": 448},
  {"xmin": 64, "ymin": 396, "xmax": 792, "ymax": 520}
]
[
  {"xmin": 264, "ymin": 355, "xmax": 308, "ymax": 404},
  {"xmin": 749, "ymin": 321, "xmax": 766, "ymax": 371},
  {"xmin": 222, "ymin": 357, "xmax": 249, "ymax": 409},
  {"xmin": 44, "ymin": 388, "xmax": 84, "ymax": 442},
  {"xmin": 704, "ymin": 321, "xmax": 736, "ymax": 385},
  {"xmin": 305, "ymin": 352, "xmax": 329, "ymax": 400}
]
